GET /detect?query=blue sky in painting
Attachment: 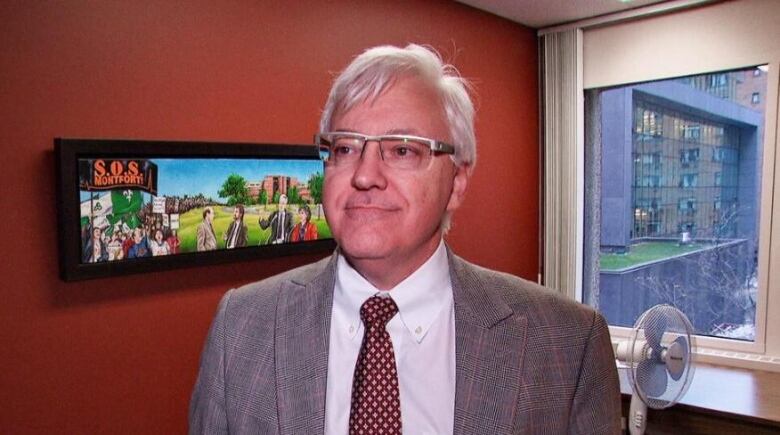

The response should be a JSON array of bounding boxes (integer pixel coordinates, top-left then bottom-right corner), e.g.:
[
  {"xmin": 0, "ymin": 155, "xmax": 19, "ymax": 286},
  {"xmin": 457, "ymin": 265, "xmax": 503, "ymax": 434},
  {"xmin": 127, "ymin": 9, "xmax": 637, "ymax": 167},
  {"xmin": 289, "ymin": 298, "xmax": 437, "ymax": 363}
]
[
  {"xmin": 80, "ymin": 158, "xmax": 323, "ymax": 201},
  {"xmin": 155, "ymin": 158, "xmax": 323, "ymax": 199}
]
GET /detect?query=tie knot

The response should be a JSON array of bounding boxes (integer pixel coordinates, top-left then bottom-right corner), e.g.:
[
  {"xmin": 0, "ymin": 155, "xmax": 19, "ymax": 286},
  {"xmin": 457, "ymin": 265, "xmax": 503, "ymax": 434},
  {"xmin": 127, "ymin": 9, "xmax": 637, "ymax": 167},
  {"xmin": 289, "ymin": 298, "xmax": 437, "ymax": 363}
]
[{"xmin": 360, "ymin": 295, "xmax": 398, "ymax": 328}]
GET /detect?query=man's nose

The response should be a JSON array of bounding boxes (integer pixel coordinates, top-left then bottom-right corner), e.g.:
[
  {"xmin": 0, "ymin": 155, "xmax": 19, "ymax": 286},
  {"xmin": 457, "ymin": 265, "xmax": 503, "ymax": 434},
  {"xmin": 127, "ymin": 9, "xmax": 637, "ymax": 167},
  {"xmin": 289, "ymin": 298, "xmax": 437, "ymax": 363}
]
[{"xmin": 351, "ymin": 141, "xmax": 388, "ymax": 190}]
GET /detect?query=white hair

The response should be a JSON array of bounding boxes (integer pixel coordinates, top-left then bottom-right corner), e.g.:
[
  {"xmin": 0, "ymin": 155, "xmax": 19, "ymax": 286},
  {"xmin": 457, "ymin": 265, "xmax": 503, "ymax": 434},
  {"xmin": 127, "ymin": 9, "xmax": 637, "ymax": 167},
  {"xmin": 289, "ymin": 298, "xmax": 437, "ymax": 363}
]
[{"xmin": 319, "ymin": 44, "xmax": 477, "ymax": 169}]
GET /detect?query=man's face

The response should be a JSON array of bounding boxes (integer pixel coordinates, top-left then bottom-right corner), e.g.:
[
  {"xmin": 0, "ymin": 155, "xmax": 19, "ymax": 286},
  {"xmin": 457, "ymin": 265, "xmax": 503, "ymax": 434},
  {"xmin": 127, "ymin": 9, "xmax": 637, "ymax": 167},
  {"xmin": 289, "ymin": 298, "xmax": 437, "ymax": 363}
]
[
  {"xmin": 233, "ymin": 207, "xmax": 241, "ymax": 220},
  {"xmin": 279, "ymin": 196, "xmax": 287, "ymax": 210},
  {"xmin": 133, "ymin": 229, "xmax": 143, "ymax": 243},
  {"xmin": 206, "ymin": 210, "xmax": 213, "ymax": 223},
  {"xmin": 323, "ymin": 76, "xmax": 468, "ymax": 266}
]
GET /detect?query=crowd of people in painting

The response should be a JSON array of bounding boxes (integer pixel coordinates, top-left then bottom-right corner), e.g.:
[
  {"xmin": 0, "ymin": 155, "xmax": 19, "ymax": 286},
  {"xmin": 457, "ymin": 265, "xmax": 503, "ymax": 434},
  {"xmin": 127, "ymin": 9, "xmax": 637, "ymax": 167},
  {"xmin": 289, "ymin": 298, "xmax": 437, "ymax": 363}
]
[
  {"xmin": 81, "ymin": 216, "xmax": 181, "ymax": 263},
  {"xmin": 82, "ymin": 194, "xmax": 319, "ymax": 263}
]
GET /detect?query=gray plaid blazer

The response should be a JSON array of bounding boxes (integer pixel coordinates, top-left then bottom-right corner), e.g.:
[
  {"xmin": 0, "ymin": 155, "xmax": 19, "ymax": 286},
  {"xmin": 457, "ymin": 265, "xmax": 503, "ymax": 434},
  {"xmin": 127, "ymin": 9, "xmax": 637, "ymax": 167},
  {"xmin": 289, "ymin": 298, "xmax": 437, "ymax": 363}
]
[{"xmin": 190, "ymin": 250, "xmax": 621, "ymax": 434}]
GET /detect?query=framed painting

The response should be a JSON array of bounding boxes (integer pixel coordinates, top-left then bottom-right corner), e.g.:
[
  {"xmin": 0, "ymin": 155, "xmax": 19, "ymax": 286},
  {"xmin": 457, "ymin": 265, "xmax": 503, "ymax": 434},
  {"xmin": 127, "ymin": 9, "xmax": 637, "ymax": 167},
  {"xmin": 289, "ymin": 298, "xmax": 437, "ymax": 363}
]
[{"xmin": 55, "ymin": 138, "xmax": 335, "ymax": 281}]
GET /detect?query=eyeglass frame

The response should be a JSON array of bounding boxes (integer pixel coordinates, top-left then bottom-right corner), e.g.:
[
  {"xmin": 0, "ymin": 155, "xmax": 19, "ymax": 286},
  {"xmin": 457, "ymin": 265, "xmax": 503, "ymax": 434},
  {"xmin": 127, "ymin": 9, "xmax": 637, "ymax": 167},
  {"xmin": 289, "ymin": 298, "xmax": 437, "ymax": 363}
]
[{"xmin": 314, "ymin": 131, "xmax": 456, "ymax": 170}]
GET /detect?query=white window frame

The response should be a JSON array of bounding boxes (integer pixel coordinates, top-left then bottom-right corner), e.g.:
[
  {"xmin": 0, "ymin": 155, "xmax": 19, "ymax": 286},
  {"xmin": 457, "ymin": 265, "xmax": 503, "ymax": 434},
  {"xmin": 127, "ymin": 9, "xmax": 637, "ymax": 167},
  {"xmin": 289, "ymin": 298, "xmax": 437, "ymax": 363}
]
[{"xmin": 540, "ymin": 0, "xmax": 780, "ymax": 371}]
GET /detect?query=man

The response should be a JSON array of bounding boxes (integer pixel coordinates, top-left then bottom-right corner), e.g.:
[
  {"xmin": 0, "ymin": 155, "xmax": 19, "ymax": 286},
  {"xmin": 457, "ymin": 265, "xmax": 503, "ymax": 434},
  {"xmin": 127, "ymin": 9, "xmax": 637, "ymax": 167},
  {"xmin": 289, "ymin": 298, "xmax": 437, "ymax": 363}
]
[
  {"xmin": 258, "ymin": 194, "xmax": 293, "ymax": 244},
  {"xmin": 126, "ymin": 227, "xmax": 150, "ymax": 259},
  {"xmin": 196, "ymin": 206, "xmax": 218, "ymax": 251},
  {"xmin": 224, "ymin": 204, "xmax": 249, "ymax": 249},
  {"xmin": 190, "ymin": 44, "xmax": 621, "ymax": 434},
  {"xmin": 82, "ymin": 225, "xmax": 108, "ymax": 263}
]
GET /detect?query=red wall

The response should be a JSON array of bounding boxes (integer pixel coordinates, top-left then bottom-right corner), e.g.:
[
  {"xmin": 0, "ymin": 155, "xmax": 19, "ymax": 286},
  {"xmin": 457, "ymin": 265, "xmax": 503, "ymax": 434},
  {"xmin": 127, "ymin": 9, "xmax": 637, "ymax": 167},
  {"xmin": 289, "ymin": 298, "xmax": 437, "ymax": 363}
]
[{"xmin": 0, "ymin": 1, "xmax": 537, "ymax": 433}]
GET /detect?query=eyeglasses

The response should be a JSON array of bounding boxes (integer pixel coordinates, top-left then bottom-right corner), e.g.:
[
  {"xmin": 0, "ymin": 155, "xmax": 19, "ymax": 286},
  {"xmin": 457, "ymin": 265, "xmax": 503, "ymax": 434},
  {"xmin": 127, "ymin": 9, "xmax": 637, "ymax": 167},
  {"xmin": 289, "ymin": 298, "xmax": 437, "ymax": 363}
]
[{"xmin": 314, "ymin": 132, "xmax": 455, "ymax": 170}]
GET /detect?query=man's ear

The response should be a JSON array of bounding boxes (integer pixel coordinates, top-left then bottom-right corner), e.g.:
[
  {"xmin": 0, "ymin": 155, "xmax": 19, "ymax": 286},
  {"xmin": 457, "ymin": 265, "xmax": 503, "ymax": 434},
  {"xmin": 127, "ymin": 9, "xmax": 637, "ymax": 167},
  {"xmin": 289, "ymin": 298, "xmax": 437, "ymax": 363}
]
[{"xmin": 446, "ymin": 164, "xmax": 470, "ymax": 213}]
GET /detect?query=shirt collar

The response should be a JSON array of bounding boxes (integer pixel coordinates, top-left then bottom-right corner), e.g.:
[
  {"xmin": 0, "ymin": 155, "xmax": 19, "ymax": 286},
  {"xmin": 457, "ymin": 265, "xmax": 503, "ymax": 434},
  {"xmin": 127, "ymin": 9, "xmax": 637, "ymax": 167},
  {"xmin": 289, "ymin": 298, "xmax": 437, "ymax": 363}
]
[{"xmin": 333, "ymin": 240, "xmax": 452, "ymax": 343}]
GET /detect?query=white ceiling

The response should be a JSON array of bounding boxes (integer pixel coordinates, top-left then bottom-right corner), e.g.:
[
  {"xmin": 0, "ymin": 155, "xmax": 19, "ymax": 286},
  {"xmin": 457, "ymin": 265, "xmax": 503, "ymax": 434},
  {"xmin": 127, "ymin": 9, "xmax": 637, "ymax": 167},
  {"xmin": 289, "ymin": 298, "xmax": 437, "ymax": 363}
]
[{"xmin": 456, "ymin": 0, "xmax": 671, "ymax": 28}]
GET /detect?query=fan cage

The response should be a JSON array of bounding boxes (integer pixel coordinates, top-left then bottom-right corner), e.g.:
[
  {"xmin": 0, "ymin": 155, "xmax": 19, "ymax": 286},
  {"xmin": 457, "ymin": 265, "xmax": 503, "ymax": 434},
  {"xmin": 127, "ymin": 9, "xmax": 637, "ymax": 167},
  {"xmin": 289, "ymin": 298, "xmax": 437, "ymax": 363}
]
[{"xmin": 626, "ymin": 304, "xmax": 696, "ymax": 409}]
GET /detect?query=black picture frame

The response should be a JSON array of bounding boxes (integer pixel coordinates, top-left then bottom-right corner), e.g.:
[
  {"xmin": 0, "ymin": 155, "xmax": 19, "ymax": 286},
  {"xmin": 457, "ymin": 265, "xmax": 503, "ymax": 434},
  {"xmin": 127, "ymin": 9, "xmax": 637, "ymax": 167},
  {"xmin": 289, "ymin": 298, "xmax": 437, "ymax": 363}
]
[{"xmin": 56, "ymin": 138, "xmax": 336, "ymax": 281}]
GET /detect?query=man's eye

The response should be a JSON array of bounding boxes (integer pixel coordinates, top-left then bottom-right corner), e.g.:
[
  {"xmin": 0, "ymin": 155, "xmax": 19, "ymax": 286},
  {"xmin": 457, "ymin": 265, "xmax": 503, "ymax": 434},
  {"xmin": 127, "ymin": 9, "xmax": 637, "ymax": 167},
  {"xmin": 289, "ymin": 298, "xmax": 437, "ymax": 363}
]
[
  {"xmin": 332, "ymin": 141, "xmax": 363, "ymax": 157},
  {"xmin": 395, "ymin": 147, "xmax": 411, "ymax": 156},
  {"xmin": 389, "ymin": 144, "xmax": 422, "ymax": 159},
  {"xmin": 333, "ymin": 145, "xmax": 353, "ymax": 155}
]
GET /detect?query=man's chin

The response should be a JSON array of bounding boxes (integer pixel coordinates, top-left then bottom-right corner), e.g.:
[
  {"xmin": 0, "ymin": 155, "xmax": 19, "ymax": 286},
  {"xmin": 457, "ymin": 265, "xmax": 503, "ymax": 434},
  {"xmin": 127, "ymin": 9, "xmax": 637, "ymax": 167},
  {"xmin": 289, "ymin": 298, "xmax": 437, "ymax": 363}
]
[{"xmin": 337, "ymin": 234, "xmax": 394, "ymax": 262}]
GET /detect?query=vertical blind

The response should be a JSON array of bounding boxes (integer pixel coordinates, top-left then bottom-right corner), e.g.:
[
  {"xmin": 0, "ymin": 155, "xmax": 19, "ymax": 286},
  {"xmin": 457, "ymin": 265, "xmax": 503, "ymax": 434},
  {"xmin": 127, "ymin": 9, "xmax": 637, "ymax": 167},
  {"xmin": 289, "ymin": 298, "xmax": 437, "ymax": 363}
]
[{"xmin": 540, "ymin": 28, "xmax": 583, "ymax": 299}]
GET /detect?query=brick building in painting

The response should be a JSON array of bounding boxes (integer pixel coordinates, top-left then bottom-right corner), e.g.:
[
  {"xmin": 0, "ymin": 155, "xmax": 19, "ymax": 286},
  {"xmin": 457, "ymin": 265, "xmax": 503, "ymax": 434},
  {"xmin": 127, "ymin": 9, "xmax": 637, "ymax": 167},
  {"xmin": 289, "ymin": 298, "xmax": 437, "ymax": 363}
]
[{"xmin": 247, "ymin": 175, "xmax": 311, "ymax": 202}]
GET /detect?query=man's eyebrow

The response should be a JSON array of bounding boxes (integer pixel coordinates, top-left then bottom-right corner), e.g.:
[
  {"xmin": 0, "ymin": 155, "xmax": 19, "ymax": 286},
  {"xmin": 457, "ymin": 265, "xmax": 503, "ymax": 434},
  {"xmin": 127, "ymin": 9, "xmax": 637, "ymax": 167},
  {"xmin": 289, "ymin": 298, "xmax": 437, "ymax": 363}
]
[
  {"xmin": 330, "ymin": 128, "xmax": 422, "ymax": 136},
  {"xmin": 384, "ymin": 128, "xmax": 420, "ymax": 136}
]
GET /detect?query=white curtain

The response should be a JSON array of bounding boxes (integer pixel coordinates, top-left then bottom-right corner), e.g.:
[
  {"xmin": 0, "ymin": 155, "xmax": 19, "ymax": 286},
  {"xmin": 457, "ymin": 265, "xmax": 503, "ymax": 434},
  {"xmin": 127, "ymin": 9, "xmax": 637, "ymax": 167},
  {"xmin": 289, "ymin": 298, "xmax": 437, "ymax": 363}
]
[{"xmin": 539, "ymin": 29, "xmax": 583, "ymax": 299}]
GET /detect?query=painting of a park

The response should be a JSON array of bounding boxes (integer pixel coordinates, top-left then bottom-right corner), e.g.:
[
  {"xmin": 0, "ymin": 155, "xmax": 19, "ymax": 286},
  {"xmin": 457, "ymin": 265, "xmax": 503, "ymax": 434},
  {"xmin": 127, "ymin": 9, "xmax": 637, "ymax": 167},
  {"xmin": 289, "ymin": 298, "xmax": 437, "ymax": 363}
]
[{"xmin": 78, "ymin": 157, "xmax": 331, "ymax": 264}]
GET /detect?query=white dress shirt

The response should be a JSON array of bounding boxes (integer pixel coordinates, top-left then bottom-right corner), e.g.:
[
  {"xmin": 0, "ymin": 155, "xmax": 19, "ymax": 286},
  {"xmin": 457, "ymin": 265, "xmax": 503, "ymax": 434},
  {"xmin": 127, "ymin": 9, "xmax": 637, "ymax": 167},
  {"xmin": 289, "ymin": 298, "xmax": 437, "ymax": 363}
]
[{"xmin": 324, "ymin": 240, "xmax": 456, "ymax": 435}]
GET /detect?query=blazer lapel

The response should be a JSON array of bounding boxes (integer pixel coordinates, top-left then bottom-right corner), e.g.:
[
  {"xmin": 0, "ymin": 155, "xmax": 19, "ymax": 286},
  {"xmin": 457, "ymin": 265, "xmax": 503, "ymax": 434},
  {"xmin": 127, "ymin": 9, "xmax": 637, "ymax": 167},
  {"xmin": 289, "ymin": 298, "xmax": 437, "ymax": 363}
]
[
  {"xmin": 275, "ymin": 255, "xmax": 336, "ymax": 435},
  {"xmin": 449, "ymin": 253, "xmax": 529, "ymax": 435}
]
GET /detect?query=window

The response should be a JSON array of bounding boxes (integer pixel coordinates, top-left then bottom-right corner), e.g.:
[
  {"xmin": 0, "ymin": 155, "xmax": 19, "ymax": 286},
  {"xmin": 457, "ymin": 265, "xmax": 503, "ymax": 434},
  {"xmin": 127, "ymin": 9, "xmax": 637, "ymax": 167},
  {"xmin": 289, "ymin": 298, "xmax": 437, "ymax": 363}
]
[
  {"xmin": 678, "ymin": 197, "xmax": 696, "ymax": 211},
  {"xmin": 583, "ymin": 67, "xmax": 767, "ymax": 346},
  {"xmin": 536, "ymin": 0, "xmax": 780, "ymax": 375},
  {"xmin": 635, "ymin": 108, "xmax": 663, "ymax": 137},
  {"xmin": 635, "ymin": 199, "xmax": 659, "ymax": 212},
  {"xmin": 640, "ymin": 175, "xmax": 661, "ymax": 187},
  {"xmin": 710, "ymin": 73, "xmax": 727, "ymax": 87},
  {"xmin": 752, "ymin": 92, "xmax": 760, "ymax": 104},
  {"xmin": 633, "ymin": 198, "xmax": 662, "ymax": 238},
  {"xmin": 542, "ymin": 0, "xmax": 780, "ymax": 371},
  {"xmin": 683, "ymin": 125, "xmax": 701, "ymax": 141},
  {"xmin": 639, "ymin": 152, "xmax": 662, "ymax": 166},
  {"xmin": 682, "ymin": 173, "xmax": 698, "ymax": 188},
  {"xmin": 680, "ymin": 148, "xmax": 700, "ymax": 165},
  {"xmin": 713, "ymin": 146, "xmax": 738, "ymax": 164}
]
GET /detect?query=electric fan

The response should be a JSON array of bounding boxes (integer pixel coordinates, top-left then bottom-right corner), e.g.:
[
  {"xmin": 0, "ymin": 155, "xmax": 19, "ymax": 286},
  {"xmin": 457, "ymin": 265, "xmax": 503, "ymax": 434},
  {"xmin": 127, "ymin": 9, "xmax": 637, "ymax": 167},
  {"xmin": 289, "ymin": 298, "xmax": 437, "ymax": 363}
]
[{"xmin": 615, "ymin": 304, "xmax": 696, "ymax": 435}]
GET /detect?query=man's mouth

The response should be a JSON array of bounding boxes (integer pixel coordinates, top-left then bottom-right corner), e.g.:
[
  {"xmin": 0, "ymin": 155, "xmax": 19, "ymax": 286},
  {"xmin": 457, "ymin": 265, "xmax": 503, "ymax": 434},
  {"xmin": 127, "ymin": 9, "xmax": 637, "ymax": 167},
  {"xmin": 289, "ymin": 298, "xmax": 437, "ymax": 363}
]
[{"xmin": 343, "ymin": 204, "xmax": 400, "ymax": 220}]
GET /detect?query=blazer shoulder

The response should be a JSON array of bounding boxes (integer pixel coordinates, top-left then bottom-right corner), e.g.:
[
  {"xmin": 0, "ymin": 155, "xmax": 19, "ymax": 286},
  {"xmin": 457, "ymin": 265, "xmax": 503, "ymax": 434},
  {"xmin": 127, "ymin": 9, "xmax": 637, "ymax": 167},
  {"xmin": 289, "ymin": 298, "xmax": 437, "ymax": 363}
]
[
  {"xmin": 226, "ymin": 255, "xmax": 333, "ymax": 308},
  {"xmin": 452, "ymin": 254, "xmax": 599, "ymax": 329}
]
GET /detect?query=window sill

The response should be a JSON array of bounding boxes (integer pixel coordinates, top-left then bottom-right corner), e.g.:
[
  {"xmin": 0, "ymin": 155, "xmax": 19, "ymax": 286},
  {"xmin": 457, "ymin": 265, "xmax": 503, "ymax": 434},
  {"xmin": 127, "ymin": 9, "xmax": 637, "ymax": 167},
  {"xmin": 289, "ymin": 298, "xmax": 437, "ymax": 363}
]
[{"xmin": 619, "ymin": 363, "xmax": 780, "ymax": 433}]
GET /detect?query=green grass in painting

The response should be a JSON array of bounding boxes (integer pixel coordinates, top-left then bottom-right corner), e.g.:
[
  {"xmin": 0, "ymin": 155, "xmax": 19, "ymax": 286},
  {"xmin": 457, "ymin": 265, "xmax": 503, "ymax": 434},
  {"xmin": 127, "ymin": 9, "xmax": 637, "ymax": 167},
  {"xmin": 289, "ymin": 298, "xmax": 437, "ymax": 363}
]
[{"xmin": 177, "ymin": 205, "xmax": 331, "ymax": 253}]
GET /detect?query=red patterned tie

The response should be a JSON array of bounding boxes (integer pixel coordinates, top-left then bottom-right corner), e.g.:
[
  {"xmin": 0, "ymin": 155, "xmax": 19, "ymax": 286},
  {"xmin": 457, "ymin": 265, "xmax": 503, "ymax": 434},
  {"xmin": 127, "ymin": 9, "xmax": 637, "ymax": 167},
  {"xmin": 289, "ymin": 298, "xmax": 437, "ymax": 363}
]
[{"xmin": 349, "ymin": 295, "xmax": 401, "ymax": 435}]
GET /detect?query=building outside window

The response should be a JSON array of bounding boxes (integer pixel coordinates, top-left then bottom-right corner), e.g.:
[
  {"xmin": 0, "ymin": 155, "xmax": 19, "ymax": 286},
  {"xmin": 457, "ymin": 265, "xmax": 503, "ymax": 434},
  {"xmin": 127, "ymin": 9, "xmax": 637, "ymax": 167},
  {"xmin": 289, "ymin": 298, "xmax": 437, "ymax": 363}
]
[{"xmin": 585, "ymin": 66, "xmax": 766, "ymax": 342}]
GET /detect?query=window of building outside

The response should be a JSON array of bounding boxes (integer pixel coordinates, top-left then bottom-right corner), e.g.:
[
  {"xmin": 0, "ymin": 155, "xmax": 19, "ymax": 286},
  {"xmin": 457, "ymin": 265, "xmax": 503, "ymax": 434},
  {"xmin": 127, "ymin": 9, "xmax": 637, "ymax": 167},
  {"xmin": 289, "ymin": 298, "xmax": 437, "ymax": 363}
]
[
  {"xmin": 584, "ymin": 66, "xmax": 768, "ymax": 343},
  {"xmin": 682, "ymin": 173, "xmax": 698, "ymax": 188}
]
